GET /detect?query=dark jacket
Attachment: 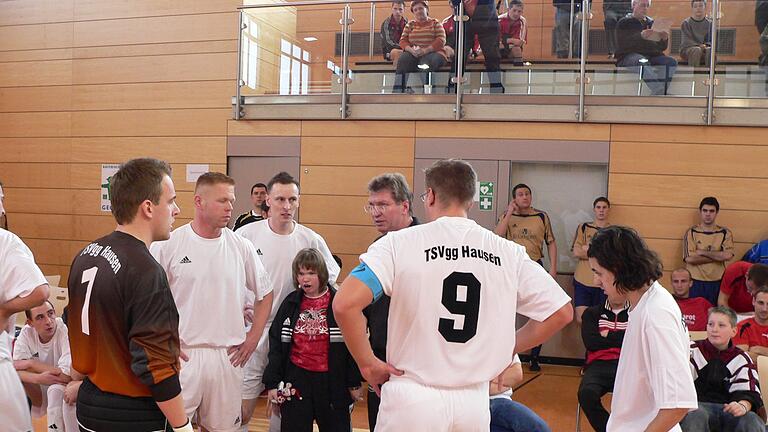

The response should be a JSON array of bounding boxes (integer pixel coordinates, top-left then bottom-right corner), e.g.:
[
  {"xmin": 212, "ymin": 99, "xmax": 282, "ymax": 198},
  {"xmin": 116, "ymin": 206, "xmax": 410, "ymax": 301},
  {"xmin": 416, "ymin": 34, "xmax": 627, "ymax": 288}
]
[
  {"xmin": 381, "ymin": 15, "xmax": 407, "ymax": 56},
  {"xmin": 362, "ymin": 217, "xmax": 419, "ymax": 362},
  {"xmin": 263, "ymin": 287, "xmax": 362, "ymax": 408},
  {"xmin": 690, "ymin": 339, "xmax": 764, "ymax": 418},
  {"xmin": 615, "ymin": 14, "xmax": 668, "ymax": 61},
  {"xmin": 581, "ymin": 300, "xmax": 628, "ymax": 368},
  {"xmin": 757, "ymin": 0, "xmax": 768, "ymax": 33}
]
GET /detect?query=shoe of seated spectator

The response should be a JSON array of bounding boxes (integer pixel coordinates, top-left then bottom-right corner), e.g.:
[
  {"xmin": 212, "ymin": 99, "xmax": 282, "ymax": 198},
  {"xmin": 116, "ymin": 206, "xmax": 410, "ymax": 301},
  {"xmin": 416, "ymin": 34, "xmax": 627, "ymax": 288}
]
[
  {"xmin": 608, "ymin": 53, "xmax": 615, "ymax": 59},
  {"xmin": 405, "ymin": 87, "xmax": 415, "ymax": 94},
  {"xmin": 529, "ymin": 359, "xmax": 541, "ymax": 372}
]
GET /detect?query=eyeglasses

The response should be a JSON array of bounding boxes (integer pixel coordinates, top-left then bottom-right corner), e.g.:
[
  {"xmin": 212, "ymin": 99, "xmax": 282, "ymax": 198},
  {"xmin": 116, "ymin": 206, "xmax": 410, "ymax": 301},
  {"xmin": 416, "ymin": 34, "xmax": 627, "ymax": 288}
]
[
  {"xmin": 419, "ymin": 190, "xmax": 429, "ymax": 202},
  {"xmin": 363, "ymin": 204, "xmax": 392, "ymax": 214}
]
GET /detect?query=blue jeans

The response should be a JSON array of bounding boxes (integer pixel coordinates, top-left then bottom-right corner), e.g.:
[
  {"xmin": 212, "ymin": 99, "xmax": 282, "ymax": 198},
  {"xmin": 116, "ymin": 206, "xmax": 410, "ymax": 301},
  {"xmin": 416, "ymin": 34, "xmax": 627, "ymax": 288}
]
[
  {"xmin": 490, "ymin": 397, "xmax": 550, "ymax": 432},
  {"xmin": 680, "ymin": 401, "xmax": 765, "ymax": 432},
  {"xmin": 617, "ymin": 53, "xmax": 677, "ymax": 95}
]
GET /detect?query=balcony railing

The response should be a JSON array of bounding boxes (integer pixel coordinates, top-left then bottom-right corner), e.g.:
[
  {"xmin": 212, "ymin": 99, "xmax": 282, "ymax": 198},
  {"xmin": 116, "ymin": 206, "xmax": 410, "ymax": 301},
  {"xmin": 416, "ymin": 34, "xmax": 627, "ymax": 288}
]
[{"xmin": 234, "ymin": 0, "xmax": 768, "ymax": 126}]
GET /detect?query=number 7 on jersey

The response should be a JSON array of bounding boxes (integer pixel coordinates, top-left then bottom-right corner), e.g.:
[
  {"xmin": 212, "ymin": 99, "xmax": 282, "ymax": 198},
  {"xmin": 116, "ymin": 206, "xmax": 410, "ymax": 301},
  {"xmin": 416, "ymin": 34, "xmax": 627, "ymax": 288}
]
[{"xmin": 80, "ymin": 266, "xmax": 98, "ymax": 335}]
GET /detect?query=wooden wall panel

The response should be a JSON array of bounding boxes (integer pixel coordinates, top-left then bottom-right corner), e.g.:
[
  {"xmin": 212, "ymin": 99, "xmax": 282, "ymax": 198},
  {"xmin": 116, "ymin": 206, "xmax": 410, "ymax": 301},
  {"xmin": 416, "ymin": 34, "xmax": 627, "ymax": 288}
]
[
  {"xmin": 300, "ymin": 166, "xmax": 414, "ymax": 196},
  {"xmin": 227, "ymin": 120, "xmax": 301, "ymax": 136},
  {"xmin": 72, "ymin": 53, "xmax": 236, "ymax": 85},
  {"xmin": 0, "ymin": 60, "xmax": 72, "ymax": 87},
  {"xmin": 0, "ymin": 0, "xmax": 236, "ymax": 286},
  {"xmin": 304, "ymin": 224, "xmax": 379, "ymax": 255},
  {"xmin": 72, "ymin": 13, "xmax": 237, "ymax": 47},
  {"xmin": 303, "ymin": 120, "xmax": 415, "ymax": 137},
  {"xmin": 0, "ymin": 23, "xmax": 74, "ymax": 51},
  {"xmin": 611, "ymin": 124, "xmax": 768, "ymax": 145},
  {"xmin": 301, "ymin": 137, "xmax": 415, "ymax": 167},
  {"xmin": 416, "ymin": 121, "xmax": 611, "ymax": 141},
  {"xmin": 71, "ymin": 81, "xmax": 232, "ymax": 111}
]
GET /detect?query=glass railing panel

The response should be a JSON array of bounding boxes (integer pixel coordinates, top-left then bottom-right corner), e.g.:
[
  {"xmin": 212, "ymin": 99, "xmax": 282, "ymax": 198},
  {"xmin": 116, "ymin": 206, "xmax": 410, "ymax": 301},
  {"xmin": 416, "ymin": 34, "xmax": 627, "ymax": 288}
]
[
  {"xmin": 713, "ymin": 0, "xmax": 768, "ymax": 98},
  {"xmin": 239, "ymin": 5, "xmax": 344, "ymax": 96}
]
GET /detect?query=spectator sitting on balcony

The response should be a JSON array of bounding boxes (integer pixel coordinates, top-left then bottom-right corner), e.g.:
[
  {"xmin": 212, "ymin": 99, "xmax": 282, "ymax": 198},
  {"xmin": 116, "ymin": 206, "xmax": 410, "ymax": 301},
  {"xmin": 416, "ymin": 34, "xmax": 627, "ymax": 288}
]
[
  {"xmin": 615, "ymin": 0, "xmax": 677, "ymax": 95},
  {"xmin": 604, "ymin": 0, "xmax": 632, "ymax": 58},
  {"xmin": 393, "ymin": 0, "xmax": 448, "ymax": 92},
  {"xmin": 442, "ymin": 1, "xmax": 480, "ymax": 60},
  {"xmin": 679, "ymin": 0, "xmax": 712, "ymax": 66},
  {"xmin": 498, "ymin": 0, "xmax": 527, "ymax": 65},
  {"xmin": 552, "ymin": 0, "xmax": 583, "ymax": 59},
  {"xmin": 381, "ymin": 0, "xmax": 408, "ymax": 66}
]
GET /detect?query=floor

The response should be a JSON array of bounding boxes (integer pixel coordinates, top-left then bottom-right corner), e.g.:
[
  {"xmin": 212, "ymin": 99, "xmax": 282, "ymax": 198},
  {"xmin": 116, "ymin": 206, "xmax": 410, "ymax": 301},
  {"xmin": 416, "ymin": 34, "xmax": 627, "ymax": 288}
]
[{"xmin": 32, "ymin": 365, "xmax": 599, "ymax": 432}]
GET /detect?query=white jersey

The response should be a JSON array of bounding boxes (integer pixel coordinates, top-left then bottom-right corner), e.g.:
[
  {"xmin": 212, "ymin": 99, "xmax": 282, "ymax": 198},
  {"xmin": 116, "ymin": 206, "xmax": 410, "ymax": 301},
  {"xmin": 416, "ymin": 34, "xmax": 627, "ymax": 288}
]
[
  {"xmin": 0, "ymin": 229, "xmax": 47, "ymax": 360},
  {"xmin": 151, "ymin": 223, "xmax": 272, "ymax": 348},
  {"xmin": 13, "ymin": 318, "xmax": 71, "ymax": 375},
  {"xmin": 607, "ymin": 282, "xmax": 697, "ymax": 432},
  {"xmin": 237, "ymin": 219, "xmax": 340, "ymax": 324},
  {"xmin": 359, "ymin": 216, "xmax": 570, "ymax": 388}
]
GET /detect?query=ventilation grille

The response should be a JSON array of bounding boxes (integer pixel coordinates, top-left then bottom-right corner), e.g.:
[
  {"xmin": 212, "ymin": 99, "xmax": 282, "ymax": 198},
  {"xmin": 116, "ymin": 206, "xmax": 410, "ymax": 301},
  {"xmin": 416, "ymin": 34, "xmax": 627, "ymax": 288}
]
[
  {"xmin": 670, "ymin": 28, "xmax": 735, "ymax": 55},
  {"xmin": 335, "ymin": 32, "xmax": 384, "ymax": 56}
]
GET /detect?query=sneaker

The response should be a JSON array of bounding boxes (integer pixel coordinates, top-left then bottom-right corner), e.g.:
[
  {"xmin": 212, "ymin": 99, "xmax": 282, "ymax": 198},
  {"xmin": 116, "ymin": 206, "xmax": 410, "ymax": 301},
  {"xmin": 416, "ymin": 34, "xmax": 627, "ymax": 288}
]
[{"xmin": 529, "ymin": 359, "xmax": 541, "ymax": 372}]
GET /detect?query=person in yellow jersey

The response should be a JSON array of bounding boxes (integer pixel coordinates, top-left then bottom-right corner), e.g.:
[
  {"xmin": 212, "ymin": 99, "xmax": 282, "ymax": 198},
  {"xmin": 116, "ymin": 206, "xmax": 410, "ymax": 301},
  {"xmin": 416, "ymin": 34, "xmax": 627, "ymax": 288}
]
[
  {"xmin": 494, "ymin": 183, "xmax": 559, "ymax": 371},
  {"xmin": 572, "ymin": 197, "xmax": 611, "ymax": 325}
]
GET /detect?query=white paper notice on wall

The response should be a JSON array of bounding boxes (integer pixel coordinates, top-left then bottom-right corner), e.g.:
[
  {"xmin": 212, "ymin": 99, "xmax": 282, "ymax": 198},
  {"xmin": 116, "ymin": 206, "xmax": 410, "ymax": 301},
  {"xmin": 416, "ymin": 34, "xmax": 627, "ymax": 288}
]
[
  {"xmin": 100, "ymin": 164, "xmax": 120, "ymax": 212},
  {"xmin": 186, "ymin": 164, "xmax": 209, "ymax": 183},
  {"xmin": 473, "ymin": 181, "xmax": 480, "ymax": 202}
]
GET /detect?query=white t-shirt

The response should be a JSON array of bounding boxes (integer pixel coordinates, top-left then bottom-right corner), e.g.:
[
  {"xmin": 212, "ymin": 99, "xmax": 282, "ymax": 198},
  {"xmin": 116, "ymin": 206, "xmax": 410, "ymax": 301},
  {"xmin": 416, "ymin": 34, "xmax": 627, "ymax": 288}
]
[
  {"xmin": 359, "ymin": 216, "xmax": 570, "ymax": 388},
  {"xmin": 236, "ymin": 219, "xmax": 340, "ymax": 324},
  {"xmin": 607, "ymin": 282, "xmax": 698, "ymax": 432},
  {"xmin": 0, "ymin": 229, "xmax": 47, "ymax": 360},
  {"xmin": 151, "ymin": 224, "xmax": 272, "ymax": 348},
  {"xmin": 13, "ymin": 318, "xmax": 71, "ymax": 375}
]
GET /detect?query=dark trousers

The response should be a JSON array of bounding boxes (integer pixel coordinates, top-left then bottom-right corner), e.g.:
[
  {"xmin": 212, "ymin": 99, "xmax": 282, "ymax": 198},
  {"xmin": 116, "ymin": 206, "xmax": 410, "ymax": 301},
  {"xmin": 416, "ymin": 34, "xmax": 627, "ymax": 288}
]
[
  {"xmin": 280, "ymin": 362, "xmax": 351, "ymax": 432},
  {"xmin": 77, "ymin": 378, "xmax": 172, "ymax": 432},
  {"xmin": 367, "ymin": 387, "xmax": 381, "ymax": 431},
  {"xmin": 577, "ymin": 361, "xmax": 617, "ymax": 432},
  {"xmin": 464, "ymin": 13, "xmax": 503, "ymax": 92},
  {"xmin": 393, "ymin": 52, "xmax": 446, "ymax": 92}
]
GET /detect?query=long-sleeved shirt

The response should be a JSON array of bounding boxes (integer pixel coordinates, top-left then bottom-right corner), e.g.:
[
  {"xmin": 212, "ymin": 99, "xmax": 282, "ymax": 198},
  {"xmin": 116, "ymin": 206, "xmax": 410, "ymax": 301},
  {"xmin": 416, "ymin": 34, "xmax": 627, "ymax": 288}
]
[
  {"xmin": 381, "ymin": 15, "xmax": 407, "ymax": 56},
  {"xmin": 498, "ymin": 13, "xmax": 528, "ymax": 47},
  {"xmin": 581, "ymin": 300, "xmax": 629, "ymax": 367},
  {"xmin": 680, "ymin": 16, "xmax": 712, "ymax": 52},
  {"xmin": 690, "ymin": 339, "xmax": 763, "ymax": 412},
  {"xmin": 615, "ymin": 14, "xmax": 669, "ymax": 61},
  {"xmin": 400, "ymin": 18, "xmax": 448, "ymax": 60}
]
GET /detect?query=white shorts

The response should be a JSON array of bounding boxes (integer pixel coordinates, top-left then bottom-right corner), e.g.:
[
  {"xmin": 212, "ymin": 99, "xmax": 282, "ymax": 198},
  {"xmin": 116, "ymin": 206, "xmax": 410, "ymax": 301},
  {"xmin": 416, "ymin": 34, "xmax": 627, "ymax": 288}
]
[
  {"xmin": 0, "ymin": 359, "xmax": 32, "ymax": 431},
  {"xmin": 375, "ymin": 378, "xmax": 490, "ymax": 432},
  {"xmin": 180, "ymin": 347, "xmax": 244, "ymax": 432},
  {"xmin": 242, "ymin": 331, "xmax": 269, "ymax": 399}
]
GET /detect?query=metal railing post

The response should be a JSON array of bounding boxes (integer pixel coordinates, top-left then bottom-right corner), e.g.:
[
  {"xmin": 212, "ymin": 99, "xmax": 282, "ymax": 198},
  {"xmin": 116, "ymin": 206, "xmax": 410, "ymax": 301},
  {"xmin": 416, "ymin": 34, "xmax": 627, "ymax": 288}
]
[
  {"xmin": 454, "ymin": 2, "xmax": 466, "ymax": 120},
  {"xmin": 705, "ymin": 0, "xmax": 719, "ymax": 125},
  {"xmin": 577, "ymin": 0, "xmax": 589, "ymax": 121},
  {"xmin": 235, "ymin": 10, "xmax": 245, "ymax": 120},
  {"xmin": 341, "ymin": 4, "xmax": 352, "ymax": 119},
  {"xmin": 568, "ymin": 0, "xmax": 576, "ymax": 59},
  {"xmin": 369, "ymin": 2, "xmax": 376, "ymax": 59}
]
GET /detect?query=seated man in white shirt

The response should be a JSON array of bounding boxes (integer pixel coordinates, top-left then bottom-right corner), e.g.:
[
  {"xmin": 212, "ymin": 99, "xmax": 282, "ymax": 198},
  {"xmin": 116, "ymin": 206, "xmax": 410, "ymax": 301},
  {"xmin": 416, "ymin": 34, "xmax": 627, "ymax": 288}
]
[{"xmin": 13, "ymin": 300, "xmax": 78, "ymax": 431}]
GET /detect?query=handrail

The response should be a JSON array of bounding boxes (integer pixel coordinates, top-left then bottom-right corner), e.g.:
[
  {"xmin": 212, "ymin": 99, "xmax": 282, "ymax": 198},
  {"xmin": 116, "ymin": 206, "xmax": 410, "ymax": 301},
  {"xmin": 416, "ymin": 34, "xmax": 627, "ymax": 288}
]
[
  {"xmin": 577, "ymin": 0, "xmax": 589, "ymax": 121},
  {"xmin": 454, "ymin": 2, "xmax": 466, "ymax": 120},
  {"xmin": 235, "ymin": 10, "xmax": 244, "ymax": 120},
  {"xmin": 341, "ymin": 4, "xmax": 352, "ymax": 118}
]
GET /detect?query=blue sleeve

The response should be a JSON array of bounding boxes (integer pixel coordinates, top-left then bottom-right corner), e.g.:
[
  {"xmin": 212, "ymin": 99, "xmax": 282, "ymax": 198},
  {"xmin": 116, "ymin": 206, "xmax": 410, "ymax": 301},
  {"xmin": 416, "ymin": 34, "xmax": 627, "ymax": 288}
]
[
  {"xmin": 349, "ymin": 262, "xmax": 384, "ymax": 303},
  {"xmin": 743, "ymin": 244, "xmax": 758, "ymax": 263}
]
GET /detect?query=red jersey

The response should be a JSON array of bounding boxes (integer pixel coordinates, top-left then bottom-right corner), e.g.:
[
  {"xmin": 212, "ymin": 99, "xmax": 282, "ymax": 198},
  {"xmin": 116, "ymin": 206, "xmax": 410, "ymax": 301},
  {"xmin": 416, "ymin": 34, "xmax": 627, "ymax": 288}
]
[
  {"xmin": 498, "ymin": 13, "xmax": 528, "ymax": 45},
  {"xmin": 675, "ymin": 296, "xmax": 712, "ymax": 331},
  {"xmin": 734, "ymin": 317, "xmax": 768, "ymax": 348},
  {"xmin": 721, "ymin": 261, "xmax": 754, "ymax": 313},
  {"xmin": 441, "ymin": 16, "xmax": 480, "ymax": 52},
  {"xmin": 289, "ymin": 290, "xmax": 330, "ymax": 372}
]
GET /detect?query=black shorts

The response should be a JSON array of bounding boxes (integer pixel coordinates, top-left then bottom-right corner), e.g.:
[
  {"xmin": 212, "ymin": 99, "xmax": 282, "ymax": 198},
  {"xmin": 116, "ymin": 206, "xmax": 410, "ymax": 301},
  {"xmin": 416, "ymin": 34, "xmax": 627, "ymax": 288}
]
[{"xmin": 77, "ymin": 378, "xmax": 172, "ymax": 432}]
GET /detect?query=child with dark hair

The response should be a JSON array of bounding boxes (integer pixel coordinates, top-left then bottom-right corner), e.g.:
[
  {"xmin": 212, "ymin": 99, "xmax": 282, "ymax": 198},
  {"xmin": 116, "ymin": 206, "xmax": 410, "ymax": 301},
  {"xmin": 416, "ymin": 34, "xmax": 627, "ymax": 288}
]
[
  {"xmin": 679, "ymin": 0, "xmax": 712, "ymax": 66},
  {"xmin": 588, "ymin": 226, "xmax": 697, "ymax": 431},
  {"xmin": 263, "ymin": 248, "xmax": 362, "ymax": 432}
]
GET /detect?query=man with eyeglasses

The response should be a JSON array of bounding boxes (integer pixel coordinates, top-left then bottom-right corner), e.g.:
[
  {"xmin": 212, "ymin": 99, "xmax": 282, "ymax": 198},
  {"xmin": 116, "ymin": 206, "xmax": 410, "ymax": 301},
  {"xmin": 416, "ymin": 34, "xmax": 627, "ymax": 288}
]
[
  {"xmin": 236, "ymin": 171, "xmax": 339, "ymax": 432},
  {"xmin": 362, "ymin": 173, "xmax": 419, "ymax": 431}
]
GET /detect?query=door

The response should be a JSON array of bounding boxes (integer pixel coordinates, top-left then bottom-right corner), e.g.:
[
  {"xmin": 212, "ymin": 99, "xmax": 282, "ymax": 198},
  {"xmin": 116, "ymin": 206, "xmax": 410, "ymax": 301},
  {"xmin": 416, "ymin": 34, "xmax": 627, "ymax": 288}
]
[
  {"xmin": 227, "ymin": 156, "xmax": 301, "ymax": 225},
  {"xmin": 412, "ymin": 159, "xmax": 509, "ymax": 231}
]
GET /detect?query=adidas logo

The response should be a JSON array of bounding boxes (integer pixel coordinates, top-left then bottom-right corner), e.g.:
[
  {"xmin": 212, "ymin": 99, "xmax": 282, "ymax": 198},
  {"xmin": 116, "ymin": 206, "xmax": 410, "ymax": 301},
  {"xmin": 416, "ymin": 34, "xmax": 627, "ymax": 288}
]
[
  {"xmin": 256, "ymin": 248, "xmax": 263, "ymax": 256},
  {"xmin": 49, "ymin": 424, "xmax": 59, "ymax": 430},
  {"xmin": 283, "ymin": 317, "xmax": 291, "ymax": 326},
  {"xmin": 180, "ymin": 256, "xmax": 192, "ymax": 264},
  {"xmin": 234, "ymin": 415, "xmax": 241, "ymax": 426}
]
